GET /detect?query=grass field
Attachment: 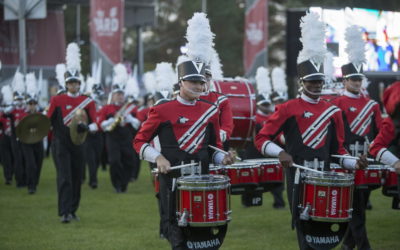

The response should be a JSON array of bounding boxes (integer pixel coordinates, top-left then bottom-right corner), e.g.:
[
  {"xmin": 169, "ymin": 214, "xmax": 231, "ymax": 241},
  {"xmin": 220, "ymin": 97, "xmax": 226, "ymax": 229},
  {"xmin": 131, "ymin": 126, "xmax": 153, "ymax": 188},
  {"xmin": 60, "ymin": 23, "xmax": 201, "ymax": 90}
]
[{"xmin": 0, "ymin": 158, "xmax": 399, "ymax": 250}]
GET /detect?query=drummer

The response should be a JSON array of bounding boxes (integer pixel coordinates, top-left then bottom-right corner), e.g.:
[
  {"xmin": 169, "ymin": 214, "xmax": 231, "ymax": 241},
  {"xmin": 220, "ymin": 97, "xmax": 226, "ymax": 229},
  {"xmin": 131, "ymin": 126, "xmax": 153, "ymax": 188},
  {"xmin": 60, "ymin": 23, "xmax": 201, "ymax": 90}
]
[
  {"xmin": 369, "ymin": 81, "xmax": 400, "ymax": 207},
  {"xmin": 331, "ymin": 25, "xmax": 382, "ymax": 250},
  {"xmin": 133, "ymin": 59, "xmax": 235, "ymax": 250},
  {"xmin": 254, "ymin": 12, "xmax": 368, "ymax": 250}
]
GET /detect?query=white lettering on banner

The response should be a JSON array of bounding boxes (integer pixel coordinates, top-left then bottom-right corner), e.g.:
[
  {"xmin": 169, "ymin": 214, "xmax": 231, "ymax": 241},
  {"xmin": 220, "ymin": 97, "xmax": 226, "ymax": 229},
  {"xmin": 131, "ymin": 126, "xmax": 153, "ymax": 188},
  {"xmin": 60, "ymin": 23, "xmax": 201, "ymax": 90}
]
[
  {"xmin": 246, "ymin": 22, "xmax": 263, "ymax": 45},
  {"xmin": 330, "ymin": 190, "xmax": 338, "ymax": 216},
  {"xmin": 94, "ymin": 7, "xmax": 119, "ymax": 36},
  {"xmin": 207, "ymin": 194, "xmax": 214, "ymax": 220},
  {"xmin": 306, "ymin": 235, "xmax": 340, "ymax": 244},
  {"xmin": 187, "ymin": 239, "xmax": 221, "ymax": 249}
]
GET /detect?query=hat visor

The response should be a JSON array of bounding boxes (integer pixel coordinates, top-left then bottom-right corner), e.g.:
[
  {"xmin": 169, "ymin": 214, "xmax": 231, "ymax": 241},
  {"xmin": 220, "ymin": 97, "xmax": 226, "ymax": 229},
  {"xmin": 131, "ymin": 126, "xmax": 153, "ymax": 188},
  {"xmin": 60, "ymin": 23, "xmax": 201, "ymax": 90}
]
[
  {"xmin": 182, "ymin": 75, "xmax": 206, "ymax": 83},
  {"xmin": 302, "ymin": 74, "xmax": 325, "ymax": 81},
  {"xmin": 65, "ymin": 76, "xmax": 81, "ymax": 83}
]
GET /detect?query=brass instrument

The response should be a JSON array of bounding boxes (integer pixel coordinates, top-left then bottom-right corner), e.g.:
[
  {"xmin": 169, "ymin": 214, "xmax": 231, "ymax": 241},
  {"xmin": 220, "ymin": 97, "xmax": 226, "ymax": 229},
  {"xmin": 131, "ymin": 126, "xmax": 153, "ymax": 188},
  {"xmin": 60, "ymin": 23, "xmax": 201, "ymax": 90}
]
[
  {"xmin": 106, "ymin": 98, "xmax": 134, "ymax": 132},
  {"xmin": 68, "ymin": 109, "xmax": 88, "ymax": 145},
  {"xmin": 16, "ymin": 113, "xmax": 51, "ymax": 144}
]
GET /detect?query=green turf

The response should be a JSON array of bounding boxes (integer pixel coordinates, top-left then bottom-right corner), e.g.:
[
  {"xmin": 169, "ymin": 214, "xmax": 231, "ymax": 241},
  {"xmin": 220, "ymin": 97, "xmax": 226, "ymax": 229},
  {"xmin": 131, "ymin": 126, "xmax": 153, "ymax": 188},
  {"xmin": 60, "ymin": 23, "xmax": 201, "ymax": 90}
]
[{"xmin": 0, "ymin": 158, "xmax": 399, "ymax": 250}]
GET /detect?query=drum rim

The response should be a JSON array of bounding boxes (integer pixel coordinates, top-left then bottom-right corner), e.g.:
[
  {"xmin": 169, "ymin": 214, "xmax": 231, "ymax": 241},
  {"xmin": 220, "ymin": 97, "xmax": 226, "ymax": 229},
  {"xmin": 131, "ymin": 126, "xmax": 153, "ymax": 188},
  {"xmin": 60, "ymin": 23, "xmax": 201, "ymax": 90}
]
[
  {"xmin": 302, "ymin": 171, "xmax": 354, "ymax": 186},
  {"xmin": 244, "ymin": 158, "xmax": 280, "ymax": 164},
  {"xmin": 223, "ymin": 163, "xmax": 260, "ymax": 169},
  {"xmin": 177, "ymin": 174, "xmax": 231, "ymax": 189}
]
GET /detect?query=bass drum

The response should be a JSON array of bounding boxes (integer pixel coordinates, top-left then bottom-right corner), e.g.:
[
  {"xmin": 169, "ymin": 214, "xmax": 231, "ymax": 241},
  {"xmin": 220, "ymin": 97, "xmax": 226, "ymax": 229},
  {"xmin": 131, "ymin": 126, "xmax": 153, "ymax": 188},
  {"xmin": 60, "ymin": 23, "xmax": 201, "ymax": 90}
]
[{"xmin": 213, "ymin": 79, "xmax": 256, "ymax": 148}]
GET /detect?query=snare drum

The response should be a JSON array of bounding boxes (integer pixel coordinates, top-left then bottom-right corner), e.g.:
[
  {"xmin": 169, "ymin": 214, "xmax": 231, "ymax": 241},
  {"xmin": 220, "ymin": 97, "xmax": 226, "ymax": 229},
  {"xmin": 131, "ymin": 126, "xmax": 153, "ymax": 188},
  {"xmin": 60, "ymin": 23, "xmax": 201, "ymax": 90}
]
[
  {"xmin": 224, "ymin": 162, "xmax": 260, "ymax": 194},
  {"xmin": 213, "ymin": 80, "xmax": 256, "ymax": 148},
  {"xmin": 299, "ymin": 171, "xmax": 354, "ymax": 222},
  {"xmin": 209, "ymin": 164, "xmax": 225, "ymax": 175},
  {"xmin": 176, "ymin": 175, "xmax": 231, "ymax": 227},
  {"xmin": 382, "ymin": 167, "xmax": 399, "ymax": 197},
  {"xmin": 354, "ymin": 165, "xmax": 384, "ymax": 189},
  {"xmin": 244, "ymin": 158, "xmax": 284, "ymax": 190}
]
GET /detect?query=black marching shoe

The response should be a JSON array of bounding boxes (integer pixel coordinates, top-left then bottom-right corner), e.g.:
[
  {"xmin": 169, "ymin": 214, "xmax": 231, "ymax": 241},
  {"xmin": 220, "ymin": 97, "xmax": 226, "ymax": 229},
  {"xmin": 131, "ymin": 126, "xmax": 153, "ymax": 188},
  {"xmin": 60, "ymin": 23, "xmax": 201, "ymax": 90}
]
[
  {"xmin": 5, "ymin": 180, "xmax": 12, "ymax": 185},
  {"xmin": 60, "ymin": 214, "xmax": 72, "ymax": 223},
  {"xmin": 70, "ymin": 213, "xmax": 80, "ymax": 221},
  {"xmin": 28, "ymin": 188, "xmax": 36, "ymax": 194}
]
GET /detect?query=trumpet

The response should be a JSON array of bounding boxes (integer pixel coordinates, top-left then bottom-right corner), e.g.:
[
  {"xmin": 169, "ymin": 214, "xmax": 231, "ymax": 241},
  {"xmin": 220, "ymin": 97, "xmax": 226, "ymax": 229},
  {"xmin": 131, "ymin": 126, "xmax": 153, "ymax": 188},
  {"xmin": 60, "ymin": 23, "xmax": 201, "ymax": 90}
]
[{"xmin": 106, "ymin": 98, "xmax": 134, "ymax": 132}]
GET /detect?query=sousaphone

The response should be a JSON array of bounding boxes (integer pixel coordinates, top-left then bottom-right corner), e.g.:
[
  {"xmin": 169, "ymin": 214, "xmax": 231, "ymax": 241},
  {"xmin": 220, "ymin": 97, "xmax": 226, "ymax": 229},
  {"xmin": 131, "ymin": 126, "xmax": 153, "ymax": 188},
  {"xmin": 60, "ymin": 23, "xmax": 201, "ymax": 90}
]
[
  {"xmin": 16, "ymin": 113, "xmax": 51, "ymax": 144},
  {"xmin": 68, "ymin": 109, "xmax": 88, "ymax": 145}
]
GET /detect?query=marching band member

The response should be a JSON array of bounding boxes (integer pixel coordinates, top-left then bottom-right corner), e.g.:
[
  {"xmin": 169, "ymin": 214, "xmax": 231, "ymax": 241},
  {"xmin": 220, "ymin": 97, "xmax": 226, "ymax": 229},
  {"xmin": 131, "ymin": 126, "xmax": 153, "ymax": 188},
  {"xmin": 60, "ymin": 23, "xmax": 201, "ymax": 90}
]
[
  {"xmin": 331, "ymin": 26, "xmax": 382, "ymax": 250},
  {"xmin": 0, "ymin": 85, "xmax": 14, "ymax": 185},
  {"xmin": 369, "ymin": 81, "xmax": 400, "ymax": 206},
  {"xmin": 184, "ymin": 13, "xmax": 234, "ymax": 147},
  {"xmin": 20, "ymin": 73, "xmax": 45, "ymax": 194},
  {"xmin": 83, "ymin": 75, "xmax": 104, "ymax": 189},
  {"xmin": 9, "ymin": 71, "xmax": 28, "ymax": 188},
  {"xmin": 134, "ymin": 59, "xmax": 235, "ymax": 250},
  {"xmin": 254, "ymin": 12, "xmax": 367, "ymax": 250},
  {"xmin": 98, "ymin": 64, "xmax": 140, "ymax": 193},
  {"xmin": 47, "ymin": 43, "xmax": 97, "ymax": 223}
]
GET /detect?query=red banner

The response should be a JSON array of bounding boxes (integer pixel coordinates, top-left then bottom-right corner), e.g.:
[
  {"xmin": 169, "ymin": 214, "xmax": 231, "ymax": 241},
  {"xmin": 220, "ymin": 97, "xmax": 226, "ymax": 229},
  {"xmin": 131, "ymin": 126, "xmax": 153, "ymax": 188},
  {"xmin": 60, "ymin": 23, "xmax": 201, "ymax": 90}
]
[
  {"xmin": 90, "ymin": 0, "xmax": 124, "ymax": 65},
  {"xmin": 243, "ymin": 0, "xmax": 268, "ymax": 76},
  {"xmin": 0, "ymin": 9, "xmax": 66, "ymax": 67}
]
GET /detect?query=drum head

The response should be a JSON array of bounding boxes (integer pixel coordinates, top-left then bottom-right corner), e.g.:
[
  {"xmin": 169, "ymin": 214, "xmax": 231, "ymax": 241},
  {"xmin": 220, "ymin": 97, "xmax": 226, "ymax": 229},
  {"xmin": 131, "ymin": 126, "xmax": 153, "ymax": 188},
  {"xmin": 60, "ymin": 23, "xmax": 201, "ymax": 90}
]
[{"xmin": 299, "ymin": 220, "xmax": 348, "ymax": 250}]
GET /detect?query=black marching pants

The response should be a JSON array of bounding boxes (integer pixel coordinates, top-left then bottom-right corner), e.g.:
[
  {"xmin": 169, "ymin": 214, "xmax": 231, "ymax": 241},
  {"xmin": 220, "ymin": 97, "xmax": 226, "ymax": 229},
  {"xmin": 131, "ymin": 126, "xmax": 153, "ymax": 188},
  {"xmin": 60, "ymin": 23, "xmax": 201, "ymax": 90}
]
[
  {"xmin": 343, "ymin": 189, "xmax": 371, "ymax": 250},
  {"xmin": 106, "ymin": 135, "xmax": 135, "ymax": 191},
  {"xmin": 11, "ymin": 137, "xmax": 25, "ymax": 186},
  {"xmin": 85, "ymin": 133, "xmax": 103, "ymax": 186},
  {"xmin": 21, "ymin": 141, "xmax": 44, "ymax": 190},
  {"xmin": 0, "ymin": 135, "xmax": 14, "ymax": 182},
  {"xmin": 54, "ymin": 138, "xmax": 85, "ymax": 216}
]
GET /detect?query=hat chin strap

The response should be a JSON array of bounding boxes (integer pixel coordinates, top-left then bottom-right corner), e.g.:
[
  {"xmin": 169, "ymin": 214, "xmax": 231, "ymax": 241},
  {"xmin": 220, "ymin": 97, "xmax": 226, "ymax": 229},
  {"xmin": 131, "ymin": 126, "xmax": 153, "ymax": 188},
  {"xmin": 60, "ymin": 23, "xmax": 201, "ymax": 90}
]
[
  {"xmin": 181, "ymin": 81, "xmax": 206, "ymax": 97},
  {"xmin": 346, "ymin": 81, "xmax": 361, "ymax": 93},
  {"xmin": 301, "ymin": 82, "xmax": 323, "ymax": 96}
]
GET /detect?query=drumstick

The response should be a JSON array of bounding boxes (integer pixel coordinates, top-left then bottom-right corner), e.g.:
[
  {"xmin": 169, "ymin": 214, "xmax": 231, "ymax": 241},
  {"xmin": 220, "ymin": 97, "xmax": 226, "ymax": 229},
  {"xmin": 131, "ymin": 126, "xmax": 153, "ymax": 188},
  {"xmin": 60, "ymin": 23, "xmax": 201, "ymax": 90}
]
[
  {"xmin": 292, "ymin": 164, "xmax": 324, "ymax": 174},
  {"xmin": 208, "ymin": 145, "xmax": 242, "ymax": 161},
  {"xmin": 151, "ymin": 163, "xmax": 198, "ymax": 174},
  {"xmin": 331, "ymin": 154, "xmax": 375, "ymax": 162}
]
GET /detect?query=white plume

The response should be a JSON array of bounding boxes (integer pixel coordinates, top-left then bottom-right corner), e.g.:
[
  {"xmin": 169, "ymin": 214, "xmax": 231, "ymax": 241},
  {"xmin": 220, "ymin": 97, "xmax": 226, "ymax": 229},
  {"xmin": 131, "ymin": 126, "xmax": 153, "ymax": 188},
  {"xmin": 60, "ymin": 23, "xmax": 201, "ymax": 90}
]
[
  {"xmin": 155, "ymin": 62, "xmax": 175, "ymax": 92},
  {"xmin": 271, "ymin": 67, "xmax": 287, "ymax": 92},
  {"xmin": 95, "ymin": 59, "xmax": 102, "ymax": 84},
  {"xmin": 143, "ymin": 71, "xmax": 156, "ymax": 94},
  {"xmin": 125, "ymin": 75, "xmax": 140, "ymax": 99},
  {"xmin": 186, "ymin": 12, "xmax": 215, "ymax": 64},
  {"xmin": 55, "ymin": 64, "xmax": 66, "ymax": 87},
  {"xmin": 297, "ymin": 11, "xmax": 327, "ymax": 64},
  {"xmin": 65, "ymin": 43, "xmax": 81, "ymax": 73},
  {"xmin": 25, "ymin": 72, "xmax": 38, "ymax": 97},
  {"xmin": 38, "ymin": 69, "xmax": 43, "ymax": 97},
  {"xmin": 112, "ymin": 63, "xmax": 128, "ymax": 89},
  {"xmin": 79, "ymin": 73, "xmax": 86, "ymax": 93},
  {"xmin": 324, "ymin": 52, "xmax": 336, "ymax": 84},
  {"xmin": 255, "ymin": 67, "xmax": 272, "ymax": 94},
  {"xmin": 1, "ymin": 85, "xmax": 13, "ymax": 105},
  {"xmin": 85, "ymin": 75, "xmax": 95, "ymax": 93},
  {"xmin": 210, "ymin": 47, "xmax": 223, "ymax": 79},
  {"xmin": 12, "ymin": 71, "xmax": 25, "ymax": 94},
  {"xmin": 344, "ymin": 25, "xmax": 366, "ymax": 65}
]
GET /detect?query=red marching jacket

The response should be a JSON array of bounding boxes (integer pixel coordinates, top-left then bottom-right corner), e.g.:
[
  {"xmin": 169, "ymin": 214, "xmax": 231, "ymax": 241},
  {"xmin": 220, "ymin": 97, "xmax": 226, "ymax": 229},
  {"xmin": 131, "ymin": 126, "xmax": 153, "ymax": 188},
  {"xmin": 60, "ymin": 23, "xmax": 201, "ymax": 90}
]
[
  {"xmin": 369, "ymin": 81, "xmax": 400, "ymax": 165},
  {"xmin": 255, "ymin": 95, "xmax": 348, "ymax": 167},
  {"xmin": 331, "ymin": 91, "xmax": 382, "ymax": 145},
  {"xmin": 133, "ymin": 97, "xmax": 223, "ymax": 175},
  {"xmin": 46, "ymin": 94, "xmax": 96, "ymax": 140},
  {"xmin": 200, "ymin": 91, "xmax": 234, "ymax": 141}
]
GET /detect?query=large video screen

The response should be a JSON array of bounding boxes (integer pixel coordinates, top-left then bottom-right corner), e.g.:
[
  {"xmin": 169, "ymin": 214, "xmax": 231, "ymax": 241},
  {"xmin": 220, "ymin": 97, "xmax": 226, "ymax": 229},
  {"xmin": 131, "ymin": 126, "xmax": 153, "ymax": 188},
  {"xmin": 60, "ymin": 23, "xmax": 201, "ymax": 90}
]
[{"xmin": 310, "ymin": 7, "xmax": 400, "ymax": 76}]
